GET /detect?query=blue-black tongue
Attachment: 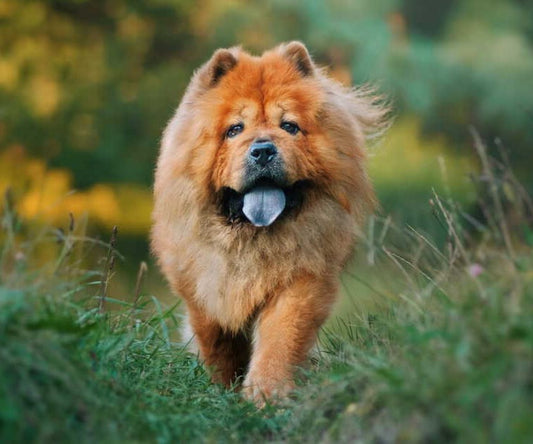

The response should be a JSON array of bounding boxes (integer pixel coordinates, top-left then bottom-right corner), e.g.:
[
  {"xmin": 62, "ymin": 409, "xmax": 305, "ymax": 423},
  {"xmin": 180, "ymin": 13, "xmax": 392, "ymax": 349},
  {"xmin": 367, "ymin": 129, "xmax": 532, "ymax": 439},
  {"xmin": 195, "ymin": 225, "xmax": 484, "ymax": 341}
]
[{"xmin": 242, "ymin": 186, "xmax": 286, "ymax": 227}]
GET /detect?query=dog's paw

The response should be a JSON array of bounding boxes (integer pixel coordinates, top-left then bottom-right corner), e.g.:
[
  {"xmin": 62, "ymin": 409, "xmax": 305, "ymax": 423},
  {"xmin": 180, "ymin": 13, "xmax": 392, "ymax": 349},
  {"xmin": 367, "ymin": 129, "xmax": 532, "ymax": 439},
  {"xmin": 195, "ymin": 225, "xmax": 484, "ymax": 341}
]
[{"xmin": 242, "ymin": 372, "xmax": 294, "ymax": 407}]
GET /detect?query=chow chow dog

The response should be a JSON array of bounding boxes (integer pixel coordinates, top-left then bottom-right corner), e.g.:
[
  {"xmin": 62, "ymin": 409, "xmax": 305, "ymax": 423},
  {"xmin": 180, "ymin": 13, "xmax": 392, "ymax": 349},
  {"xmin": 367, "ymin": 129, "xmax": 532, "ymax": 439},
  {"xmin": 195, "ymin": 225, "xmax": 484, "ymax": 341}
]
[{"xmin": 151, "ymin": 41, "xmax": 387, "ymax": 404}]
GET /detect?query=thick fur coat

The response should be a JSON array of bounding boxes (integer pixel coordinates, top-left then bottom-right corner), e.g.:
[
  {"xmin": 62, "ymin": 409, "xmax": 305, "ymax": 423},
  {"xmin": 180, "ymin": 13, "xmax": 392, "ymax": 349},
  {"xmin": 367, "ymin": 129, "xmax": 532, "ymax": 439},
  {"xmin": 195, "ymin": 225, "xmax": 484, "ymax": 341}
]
[{"xmin": 151, "ymin": 42, "xmax": 387, "ymax": 404}]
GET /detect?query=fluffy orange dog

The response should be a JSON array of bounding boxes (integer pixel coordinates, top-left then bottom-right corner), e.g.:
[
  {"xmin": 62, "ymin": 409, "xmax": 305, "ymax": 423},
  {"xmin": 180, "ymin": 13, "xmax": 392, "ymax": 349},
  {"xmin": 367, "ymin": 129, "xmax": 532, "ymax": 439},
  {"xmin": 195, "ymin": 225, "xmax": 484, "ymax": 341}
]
[{"xmin": 151, "ymin": 42, "xmax": 386, "ymax": 404}]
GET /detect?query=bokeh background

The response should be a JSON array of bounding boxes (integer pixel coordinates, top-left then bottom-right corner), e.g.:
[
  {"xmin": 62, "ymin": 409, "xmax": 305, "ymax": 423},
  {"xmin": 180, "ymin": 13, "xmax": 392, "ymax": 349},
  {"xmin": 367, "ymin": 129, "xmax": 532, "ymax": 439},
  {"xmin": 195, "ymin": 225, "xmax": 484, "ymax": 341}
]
[{"xmin": 1, "ymin": 0, "xmax": 532, "ymax": 295}]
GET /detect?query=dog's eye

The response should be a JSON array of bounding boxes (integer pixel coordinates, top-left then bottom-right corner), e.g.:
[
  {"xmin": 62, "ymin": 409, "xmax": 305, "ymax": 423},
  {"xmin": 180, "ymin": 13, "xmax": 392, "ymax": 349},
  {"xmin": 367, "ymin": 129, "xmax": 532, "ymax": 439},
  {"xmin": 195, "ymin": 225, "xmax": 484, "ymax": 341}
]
[
  {"xmin": 280, "ymin": 121, "xmax": 300, "ymax": 135},
  {"xmin": 226, "ymin": 123, "xmax": 244, "ymax": 138}
]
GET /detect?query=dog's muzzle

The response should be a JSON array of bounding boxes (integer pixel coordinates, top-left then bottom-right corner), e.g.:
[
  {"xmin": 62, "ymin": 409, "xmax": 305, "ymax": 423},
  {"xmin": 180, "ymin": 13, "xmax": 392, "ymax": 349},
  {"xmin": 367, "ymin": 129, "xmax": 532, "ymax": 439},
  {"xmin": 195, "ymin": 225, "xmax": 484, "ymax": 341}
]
[{"xmin": 217, "ymin": 140, "xmax": 309, "ymax": 227}]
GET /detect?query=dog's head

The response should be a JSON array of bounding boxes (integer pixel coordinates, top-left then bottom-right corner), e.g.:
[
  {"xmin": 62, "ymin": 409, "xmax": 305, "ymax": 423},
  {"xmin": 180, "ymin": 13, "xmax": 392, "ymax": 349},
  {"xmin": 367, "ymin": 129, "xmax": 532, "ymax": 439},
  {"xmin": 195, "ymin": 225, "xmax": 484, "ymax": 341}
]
[{"xmin": 161, "ymin": 42, "xmax": 386, "ymax": 227}]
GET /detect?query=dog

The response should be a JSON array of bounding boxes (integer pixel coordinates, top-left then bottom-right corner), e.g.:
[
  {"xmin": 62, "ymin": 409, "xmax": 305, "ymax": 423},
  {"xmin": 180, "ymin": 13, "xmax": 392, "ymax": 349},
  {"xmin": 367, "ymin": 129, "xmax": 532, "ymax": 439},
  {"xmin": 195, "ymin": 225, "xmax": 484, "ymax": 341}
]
[{"xmin": 151, "ymin": 41, "xmax": 387, "ymax": 404}]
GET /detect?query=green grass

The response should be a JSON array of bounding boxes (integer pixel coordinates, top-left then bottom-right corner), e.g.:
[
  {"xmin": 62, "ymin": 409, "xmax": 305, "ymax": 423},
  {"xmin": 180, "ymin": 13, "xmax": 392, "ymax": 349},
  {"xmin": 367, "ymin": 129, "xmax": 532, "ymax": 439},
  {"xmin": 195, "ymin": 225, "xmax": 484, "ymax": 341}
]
[
  {"xmin": 1, "ymin": 136, "xmax": 532, "ymax": 443},
  {"xmin": 0, "ymin": 219, "xmax": 284, "ymax": 442}
]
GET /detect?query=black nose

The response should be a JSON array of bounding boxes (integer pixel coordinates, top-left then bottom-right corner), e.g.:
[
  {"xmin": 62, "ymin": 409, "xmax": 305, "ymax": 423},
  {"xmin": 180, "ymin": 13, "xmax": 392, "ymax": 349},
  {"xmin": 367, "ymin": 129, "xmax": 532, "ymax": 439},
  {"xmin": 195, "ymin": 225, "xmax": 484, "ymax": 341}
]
[{"xmin": 248, "ymin": 141, "xmax": 277, "ymax": 167}]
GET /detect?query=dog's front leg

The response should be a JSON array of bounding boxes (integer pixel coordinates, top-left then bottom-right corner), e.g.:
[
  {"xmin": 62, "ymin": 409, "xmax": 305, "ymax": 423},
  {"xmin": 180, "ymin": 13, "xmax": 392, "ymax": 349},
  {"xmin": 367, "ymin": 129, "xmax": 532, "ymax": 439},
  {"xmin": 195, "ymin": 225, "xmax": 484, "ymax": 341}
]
[
  {"xmin": 187, "ymin": 303, "xmax": 251, "ymax": 387},
  {"xmin": 243, "ymin": 275, "xmax": 336, "ymax": 405}
]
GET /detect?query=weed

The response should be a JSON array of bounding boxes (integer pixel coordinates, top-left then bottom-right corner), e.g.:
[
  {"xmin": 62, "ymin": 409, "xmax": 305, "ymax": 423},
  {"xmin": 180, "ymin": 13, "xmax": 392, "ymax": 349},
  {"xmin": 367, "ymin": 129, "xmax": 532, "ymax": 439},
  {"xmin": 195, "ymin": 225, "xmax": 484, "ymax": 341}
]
[{"xmin": 1, "ymin": 135, "xmax": 532, "ymax": 443}]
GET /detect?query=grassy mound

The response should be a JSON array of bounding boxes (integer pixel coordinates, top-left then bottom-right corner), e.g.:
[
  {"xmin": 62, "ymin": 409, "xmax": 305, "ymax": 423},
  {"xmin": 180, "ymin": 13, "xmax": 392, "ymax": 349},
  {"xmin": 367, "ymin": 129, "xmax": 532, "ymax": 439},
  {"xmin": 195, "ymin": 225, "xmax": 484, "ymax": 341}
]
[{"xmin": 1, "ymin": 137, "xmax": 532, "ymax": 443}]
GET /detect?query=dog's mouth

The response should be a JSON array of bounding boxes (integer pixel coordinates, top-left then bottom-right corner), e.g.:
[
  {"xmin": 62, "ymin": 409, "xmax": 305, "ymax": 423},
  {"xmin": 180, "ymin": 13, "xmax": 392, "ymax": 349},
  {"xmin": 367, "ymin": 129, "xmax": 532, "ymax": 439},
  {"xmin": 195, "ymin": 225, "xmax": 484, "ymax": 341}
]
[{"xmin": 218, "ymin": 179, "xmax": 310, "ymax": 227}]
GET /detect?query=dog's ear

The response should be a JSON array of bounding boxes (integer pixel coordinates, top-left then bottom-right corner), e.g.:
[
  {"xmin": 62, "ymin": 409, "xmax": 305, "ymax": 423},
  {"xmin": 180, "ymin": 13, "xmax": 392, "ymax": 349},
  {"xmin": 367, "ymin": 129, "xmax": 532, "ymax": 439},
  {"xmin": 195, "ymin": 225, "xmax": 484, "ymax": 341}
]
[
  {"xmin": 198, "ymin": 48, "xmax": 239, "ymax": 88},
  {"xmin": 279, "ymin": 41, "xmax": 314, "ymax": 77}
]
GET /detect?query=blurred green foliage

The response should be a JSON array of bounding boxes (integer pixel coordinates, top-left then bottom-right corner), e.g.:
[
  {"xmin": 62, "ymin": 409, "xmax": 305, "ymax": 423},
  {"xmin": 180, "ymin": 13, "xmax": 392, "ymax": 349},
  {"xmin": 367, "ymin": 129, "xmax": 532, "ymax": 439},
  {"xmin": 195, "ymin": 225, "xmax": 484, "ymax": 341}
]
[
  {"xmin": 0, "ymin": 0, "xmax": 532, "ymax": 269},
  {"xmin": 0, "ymin": 0, "xmax": 199, "ymax": 187},
  {"xmin": 1, "ymin": 0, "xmax": 532, "ymax": 189}
]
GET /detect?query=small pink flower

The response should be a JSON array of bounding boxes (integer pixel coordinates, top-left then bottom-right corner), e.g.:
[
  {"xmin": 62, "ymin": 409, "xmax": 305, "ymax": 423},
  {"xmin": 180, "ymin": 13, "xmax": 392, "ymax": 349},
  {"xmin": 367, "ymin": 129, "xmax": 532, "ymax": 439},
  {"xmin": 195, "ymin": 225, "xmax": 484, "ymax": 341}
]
[
  {"xmin": 15, "ymin": 251, "xmax": 26, "ymax": 262},
  {"xmin": 468, "ymin": 263, "xmax": 484, "ymax": 277}
]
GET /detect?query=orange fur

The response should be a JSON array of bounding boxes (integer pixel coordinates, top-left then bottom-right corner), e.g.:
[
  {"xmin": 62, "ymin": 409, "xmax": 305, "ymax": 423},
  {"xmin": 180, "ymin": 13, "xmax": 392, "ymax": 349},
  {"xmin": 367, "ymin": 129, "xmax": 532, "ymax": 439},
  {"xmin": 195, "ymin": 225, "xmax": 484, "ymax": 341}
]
[{"xmin": 151, "ymin": 42, "xmax": 387, "ymax": 405}]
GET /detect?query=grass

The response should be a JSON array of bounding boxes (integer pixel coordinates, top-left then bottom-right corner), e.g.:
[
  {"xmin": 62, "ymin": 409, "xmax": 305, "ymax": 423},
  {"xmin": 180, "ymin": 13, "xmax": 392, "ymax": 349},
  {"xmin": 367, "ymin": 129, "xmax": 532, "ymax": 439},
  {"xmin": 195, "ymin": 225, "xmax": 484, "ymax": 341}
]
[{"xmin": 1, "ymin": 134, "xmax": 532, "ymax": 443}]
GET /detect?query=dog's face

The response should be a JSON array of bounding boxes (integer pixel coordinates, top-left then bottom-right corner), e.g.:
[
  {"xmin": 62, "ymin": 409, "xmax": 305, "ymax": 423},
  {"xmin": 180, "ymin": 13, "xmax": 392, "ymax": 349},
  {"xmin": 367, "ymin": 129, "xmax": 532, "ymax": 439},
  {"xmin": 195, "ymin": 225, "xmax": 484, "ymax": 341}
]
[
  {"xmin": 209, "ymin": 61, "xmax": 323, "ymax": 192},
  {"xmin": 171, "ymin": 42, "xmax": 376, "ymax": 227},
  {"xmin": 202, "ymin": 44, "xmax": 328, "ymax": 226}
]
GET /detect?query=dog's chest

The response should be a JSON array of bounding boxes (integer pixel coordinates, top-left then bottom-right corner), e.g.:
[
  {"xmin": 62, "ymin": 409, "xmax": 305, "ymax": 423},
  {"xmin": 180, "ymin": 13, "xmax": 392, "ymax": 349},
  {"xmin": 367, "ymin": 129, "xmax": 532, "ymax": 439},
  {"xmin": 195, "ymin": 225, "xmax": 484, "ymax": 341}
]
[{"xmin": 191, "ymin": 247, "xmax": 278, "ymax": 331}]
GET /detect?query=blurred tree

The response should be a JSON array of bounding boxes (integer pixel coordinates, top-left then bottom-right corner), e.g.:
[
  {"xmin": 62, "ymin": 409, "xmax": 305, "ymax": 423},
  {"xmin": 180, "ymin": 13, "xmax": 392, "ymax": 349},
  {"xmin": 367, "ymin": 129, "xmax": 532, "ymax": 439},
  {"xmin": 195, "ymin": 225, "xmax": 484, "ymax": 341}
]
[
  {"xmin": 205, "ymin": 0, "xmax": 533, "ymax": 181},
  {"xmin": 0, "ymin": 0, "xmax": 200, "ymax": 188},
  {"xmin": 1, "ymin": 0, "xmax": 532, "ymax": 193},
  {"xmin": 402, "ymin": 0, "xmax": 457, "ymax": 38}
]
